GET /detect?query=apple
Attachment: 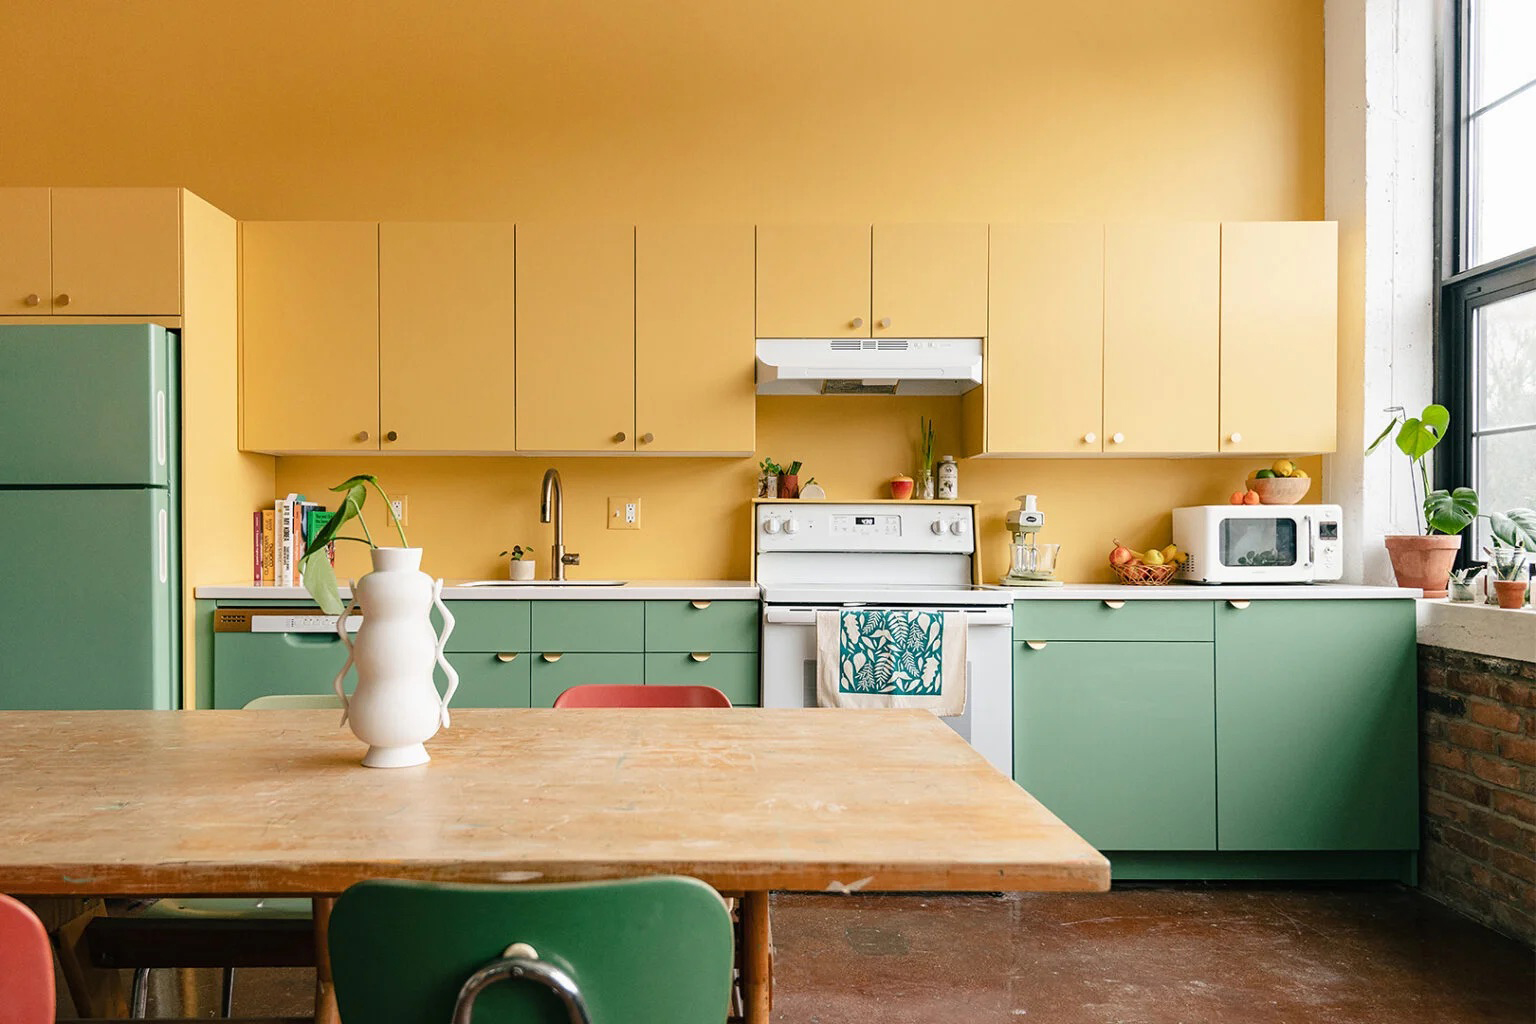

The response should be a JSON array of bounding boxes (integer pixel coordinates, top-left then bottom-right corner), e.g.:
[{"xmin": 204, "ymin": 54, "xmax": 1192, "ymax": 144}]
[{"xmin": 1109, "ymin": 542, "xmax": 1136, "ymax": 566}]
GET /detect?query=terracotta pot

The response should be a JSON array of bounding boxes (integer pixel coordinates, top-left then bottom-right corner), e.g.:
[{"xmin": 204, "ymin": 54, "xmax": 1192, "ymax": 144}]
[
  {"xmin": 1382, "ymin": 534, "xmax": 1463, "ymax": 598},
  {"xmin": 1493, "ymin": 580, "xmax": 1528, "ymax": 610},
  {"xmin": 777, "ymin": 474, "xmax": 799, "ymax": 499}
]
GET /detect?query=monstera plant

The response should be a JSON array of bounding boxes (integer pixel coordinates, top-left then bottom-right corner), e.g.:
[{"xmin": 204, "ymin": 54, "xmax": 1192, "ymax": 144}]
[{"xmin": 1366, "ymin": 404, "xmax": 1478, "ymax": 597}]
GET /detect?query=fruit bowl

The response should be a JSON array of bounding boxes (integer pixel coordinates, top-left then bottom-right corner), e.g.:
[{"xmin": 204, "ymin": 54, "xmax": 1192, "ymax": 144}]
[
  {"xmin": 1245, "ymin": 475, "xmax": 1312, "ymax": 504},
  {"xmin": 1111, "ymin": 561, "xmax": 1178, "ymax": 585}
]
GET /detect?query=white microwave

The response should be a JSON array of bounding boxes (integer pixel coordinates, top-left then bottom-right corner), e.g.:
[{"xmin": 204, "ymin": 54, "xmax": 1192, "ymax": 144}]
[{"xmin": 1172, "ymin": 504, "xmax": 1343, "ymax": 584}]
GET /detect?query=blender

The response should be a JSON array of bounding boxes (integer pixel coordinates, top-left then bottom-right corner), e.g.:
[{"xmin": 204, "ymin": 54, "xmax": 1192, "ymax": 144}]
[{"xmin": 1001, "ymin": 494, "xmax": 1063, "ymax": 587}]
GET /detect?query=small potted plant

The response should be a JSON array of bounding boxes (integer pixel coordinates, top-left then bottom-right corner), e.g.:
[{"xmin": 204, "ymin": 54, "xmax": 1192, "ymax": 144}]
[
  {"xmin": 500, "ymin": 545, "xmax": 536, "ymax": 581},
  {"xmin": 1447, "ymin": 567, "xmax": 1480, "ymax": 603},
  {"xmin": 1366, "ymin": 404, "xmax": 1478, "ymax": 597},
  {"xmin": 778, "ymin": 460, "xmax": 803, "ymax": 499},
  {"xmin": 1486, "ymin": 546, "xmax": 1529, "ymax": 609},
  {"xmin": 917, "ymin": 416, "xmax": 936, "ymax": 499},
  {"xmin": 757, "ymin": 459, "xmax": 781, "ymax": 499}
]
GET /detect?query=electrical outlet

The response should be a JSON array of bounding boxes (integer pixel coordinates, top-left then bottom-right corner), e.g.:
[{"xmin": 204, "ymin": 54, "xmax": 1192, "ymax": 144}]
[
  {"xmin": 389, "ymin": 496, "xmax": 408, "ymax": 527},
  {"xmin": 607, "ymin": 496, "xmax": 641, "ymax": 530}
]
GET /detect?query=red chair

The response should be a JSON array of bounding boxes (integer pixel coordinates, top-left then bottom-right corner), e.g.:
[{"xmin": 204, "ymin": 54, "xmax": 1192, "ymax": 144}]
[
  {"xmin": 0, "ymin": 894, "xmax": 54, "ymax": 1024},
  {"xmin": 552, "ymin": 683, "xmax": 733, "ymax": 708}
]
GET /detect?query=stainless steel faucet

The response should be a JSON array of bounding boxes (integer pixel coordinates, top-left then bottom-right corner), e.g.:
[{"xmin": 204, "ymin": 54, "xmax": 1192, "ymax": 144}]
[{"xmin": 540, "ymin": 468, "xmax": 580, "ymax": 581}]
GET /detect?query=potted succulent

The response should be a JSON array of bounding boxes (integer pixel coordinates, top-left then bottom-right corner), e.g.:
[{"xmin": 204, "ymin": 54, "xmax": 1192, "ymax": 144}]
[
  {"xmin": 500, "ymin": 545, "xmax": 536, "ymax": 581},
  {"xmin": 1447, "ymin": 566, "xmax": 1480, "ymax": 603},
  {"xmin": 1366, "ymin": 405, "xmax": 1478, "ymax": 597},
  {"xmin": 778, "ymin": 460, "xmax": 803, "ymax": 499},
  {"xmin": 757, "ymin": 459, "xmax": 781, "ymax": 499},
  {"xmin": 1486, "ymin": 546, "xmax": 1529, "ymax": 609}
]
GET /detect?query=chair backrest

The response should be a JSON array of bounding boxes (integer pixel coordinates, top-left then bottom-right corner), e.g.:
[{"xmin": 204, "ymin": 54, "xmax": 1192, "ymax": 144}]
[
  {"xmin": 242, "ymin": 694, "xmax": 346, "ymax": 710},
  {"xmin": 0, "ymin": 894, "xmax": 54, "ymax": 1024},
  {"xmin": 329, "ymin": 876, "xmax": 733, "ymax": 1024},
  {"xmin": 552, "ymin": 684, "xmax": 732, "ymax": 709}
]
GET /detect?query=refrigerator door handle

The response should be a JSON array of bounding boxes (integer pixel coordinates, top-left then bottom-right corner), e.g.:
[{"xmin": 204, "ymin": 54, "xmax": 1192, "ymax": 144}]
[
  {"xmin": 156, "ymin": 389, "xmax": 168, "ymax": 468},
  {"xmin": 157, "ymin": 507, "xmax": 168, "ymax": 584}
]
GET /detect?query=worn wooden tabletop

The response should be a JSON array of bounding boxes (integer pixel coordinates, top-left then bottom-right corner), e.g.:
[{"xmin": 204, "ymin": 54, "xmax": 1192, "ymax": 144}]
[{"xmin": 0, "ymin": 708, "xmax": 1108, "ymax": 896}]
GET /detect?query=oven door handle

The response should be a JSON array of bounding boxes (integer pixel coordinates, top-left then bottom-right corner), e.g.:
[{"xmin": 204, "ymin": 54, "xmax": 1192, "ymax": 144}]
[{"xmin": 763, "ymin": 608, "xmax": 1013, "ymax": 626}]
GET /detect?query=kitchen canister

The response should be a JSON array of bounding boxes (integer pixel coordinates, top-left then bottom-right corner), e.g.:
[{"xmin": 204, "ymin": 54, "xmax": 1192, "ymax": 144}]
[{"xmin": 937, "ymin": 455, "xmax": 959, "ymax": 499}]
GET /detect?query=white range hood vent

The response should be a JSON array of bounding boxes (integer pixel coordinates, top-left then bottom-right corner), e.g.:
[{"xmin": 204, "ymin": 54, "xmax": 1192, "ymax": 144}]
[{"xmin": 755, "ymin": 338, "xmax": 982, "ymax": 396}]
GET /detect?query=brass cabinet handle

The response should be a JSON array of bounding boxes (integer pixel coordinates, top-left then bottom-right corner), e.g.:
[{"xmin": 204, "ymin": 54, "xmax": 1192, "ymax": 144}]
[
  {"xmin": 55, "ymin": 293, "xmax": 70, "ymax": 307},
  {"xmin": 689, "ymin": 600, "xmax": 712, "ymax": 610},
  {"xmin": 1104, "ymin": 600, "xmax": 1126, "ymax": 610},
  {"xmin": 495, "ymin": 652, "xmax": 519, "ymax": 663},
  {"xmin": 613, "ymin": 431, "xmax": 627, "ymax": 443},
  {"xmin": 385, "ymin": 430, "xmax": 399, "ymax": 442},
  {"xmin": 23, "ymin": 293, "xmax": 39, "ymax": 307},
  {"xmin": 1025, "ymin": 640, "xmax": 1047, "ymax": 651},
  {"xmin": 356, "ymin": 430, "xmax": 370, "ymax": 442},
  {"xmin": 541, "ymin": 652, "xmax": 563, "ymax": 662},
  {"xmin": 849, "ymin": 317, "xmax": 864, "ymax": 329},
  {"xmin": 1228, "ymin": 599, "xmax": 1251, "ymax": 610},
  {"xmin": 640, "ymin": 432, "xmax": 654, "ymax": 444},
  {"xmin": 689, "ymin": 652, "xmax": 711, "ymax": 662}
]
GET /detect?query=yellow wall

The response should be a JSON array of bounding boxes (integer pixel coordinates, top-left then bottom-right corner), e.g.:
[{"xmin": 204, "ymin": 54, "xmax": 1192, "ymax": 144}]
[{"xmin": 6, "ymin": 0, "xmax": 1327, "ymax": 585}]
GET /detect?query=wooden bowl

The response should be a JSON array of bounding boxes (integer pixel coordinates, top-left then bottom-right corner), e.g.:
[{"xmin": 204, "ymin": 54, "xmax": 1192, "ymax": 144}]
[{"xmin": 1245, "ymin": 475, "xmax": 1312, "ymax": 504}]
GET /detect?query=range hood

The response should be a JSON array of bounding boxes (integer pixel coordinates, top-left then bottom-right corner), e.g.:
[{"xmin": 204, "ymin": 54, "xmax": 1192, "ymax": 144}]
[{"xmin": 755, "ymin": 338, "xmax": 982, "ymax": 395}]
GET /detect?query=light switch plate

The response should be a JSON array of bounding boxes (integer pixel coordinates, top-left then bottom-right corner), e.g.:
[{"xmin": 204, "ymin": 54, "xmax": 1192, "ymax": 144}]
[{"xmin": 607, "ymin": 496, "xmax": 641, "ymax": 530}]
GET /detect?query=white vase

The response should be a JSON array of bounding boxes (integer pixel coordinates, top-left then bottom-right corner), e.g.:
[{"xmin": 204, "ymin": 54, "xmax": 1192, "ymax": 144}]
[
  {"xmin": 509, "ymin": 559, "xmax": 536, "ymax": 581},
  {"xmin": 332, "ymin": 547, "xmax": 458, "ymax": 768}
]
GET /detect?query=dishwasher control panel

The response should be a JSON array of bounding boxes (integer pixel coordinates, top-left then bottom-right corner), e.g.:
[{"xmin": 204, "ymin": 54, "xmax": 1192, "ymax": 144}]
[{"xmin": 213, "ymin": 608, "xmax": 361, "ymax": 633}]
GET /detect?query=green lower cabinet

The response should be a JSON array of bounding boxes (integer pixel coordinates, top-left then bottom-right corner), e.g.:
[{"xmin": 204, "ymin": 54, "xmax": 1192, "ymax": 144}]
[
  {"xmin": 442, "ymin": 602, "xmax": 531, "ymax": 653},
  {"xmin": 212, "ymin": 632, "xmax": 347, "ymax": 709},
  {"xmin": 1214, "ymin": 599, "xmax": 1418, "ymax": 851},
  {"xmin": 530, "ymin": 601, "xmax": 645, "ymax": 653},
  {"xmin": 448, "ymin": 652, "xmax": 532, "ymax": 709},
  {"xmin": 531, "ymin": 653, "xmax": 646, "ymax": 707},
  {"xmin": 644, "ymin": 601, "xmax": 759, "ymax": 653},
  {"xmin": 1014, "ymin": 640, "xmax": 1217, "ymax": 850},
  {"xmin": 644, "ymin": 652, "xmax": 761, "ymax": 706}
]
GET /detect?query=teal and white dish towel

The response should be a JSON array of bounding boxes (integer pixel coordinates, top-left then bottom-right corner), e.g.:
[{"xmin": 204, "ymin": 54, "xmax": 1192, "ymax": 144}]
[{"xmin": 815, "ymin": 608, "xmax": 967, "ymax": 716}]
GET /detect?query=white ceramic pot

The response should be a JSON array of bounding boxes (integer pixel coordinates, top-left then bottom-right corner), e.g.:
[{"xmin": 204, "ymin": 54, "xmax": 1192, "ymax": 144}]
[
  {"xmin": 332, "ymin": 547, "xmax": 458, "ymax": 768},
  {"xmin": 509, "ymin": 559, "xmax": 536, "ymax": 581}
]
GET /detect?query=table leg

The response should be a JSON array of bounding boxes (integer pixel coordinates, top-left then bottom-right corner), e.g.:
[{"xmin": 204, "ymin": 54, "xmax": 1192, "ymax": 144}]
[
  {"xmin": 313, "ymin": 897, "xmax": 340, "ymax": 1024},
  {"xmin": 740, "ymin": 890, "xmax": 773, "ymax": 1023}
]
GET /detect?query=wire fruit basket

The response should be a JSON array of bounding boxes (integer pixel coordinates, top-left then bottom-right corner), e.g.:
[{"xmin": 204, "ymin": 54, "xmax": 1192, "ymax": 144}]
[{"xmin": 1111, "ymin": 560, "xmax": 1178, "ymax": 586}]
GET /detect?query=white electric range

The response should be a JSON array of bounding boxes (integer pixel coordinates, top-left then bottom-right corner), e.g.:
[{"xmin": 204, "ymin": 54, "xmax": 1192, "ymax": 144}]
[{"xmin": 755, "ymin": 501, "xmax": 1015, "ymax": 775}]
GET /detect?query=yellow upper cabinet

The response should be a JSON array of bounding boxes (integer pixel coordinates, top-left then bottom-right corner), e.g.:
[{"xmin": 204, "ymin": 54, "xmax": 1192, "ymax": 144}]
[
  {"xmin": 515, "ymin": 224, "xmax": 634, "ymax": 453},
  {"xmin": 240, "ymin": 222, "xmax": 379, "ymax": 453},
  {"xmin": 379, "ymin": 222, "xmax": 517, "ymax": 453},
  {"xmin": 0, "ymin": 189, "xmax": 51, "ymax": 314},
  {"xmin": 1220, "ymin": 222, "xmax": 1339, "ymax": 454},
  {"xmin": 872, "ymin": 224, "xmax": 988, "ymax": 338},
  {"xmin": 756, "ymin": 225, "xmax": 872, "ymax": 337},
  {"xmin": 984, "ymin": 223, "xmax": 1104, "ymax": 454},
  {"xmin": 635, "ymin": 224, "xmax": 755, "ymax": 455},
  {"xmin": 0, "ymin": 188, "xmax": 181, "ymax": 316},
  {"xmin": 1103, "ymin": 223, "xmax": 1220, "ymax": 455}
]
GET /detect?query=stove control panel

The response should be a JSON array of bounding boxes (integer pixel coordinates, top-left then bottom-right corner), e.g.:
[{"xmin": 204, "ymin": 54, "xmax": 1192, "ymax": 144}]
[{"xmin": 756, "ymin": 503, "xmax": 975, "ymax": 554}]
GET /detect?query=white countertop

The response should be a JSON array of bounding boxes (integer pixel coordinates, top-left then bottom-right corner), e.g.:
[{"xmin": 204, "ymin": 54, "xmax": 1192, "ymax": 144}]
[
  {"xmin": 196, "ymin": 580, "xmax": 762, "ymax": 601},
  {"xmin": 995, "ymin": 582, "xmax": 1422, "ymax": 601}
]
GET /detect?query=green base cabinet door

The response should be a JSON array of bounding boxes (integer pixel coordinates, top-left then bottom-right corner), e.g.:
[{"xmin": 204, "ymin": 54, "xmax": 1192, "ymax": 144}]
[
  {"xmin": 531, "ymin": 653, "xmax": 646, "ymax": 707},
  {"xmin": 1214, "ymin": 599, "xmax": 1417, "ymax": 851},
  {"xmin": 213, "ymin": 632, "xmax": 348, "ymax": 709},
  {"xmin": 644, "ymin": 652, "xmax": 760, "ymax": 706},
  {"xmin": 1014, "ymin": 640, "xmax": 1217, "ymax": 850},
  {"xmin": 448, "ymin": 652, "xmax": 532, "ymax": 709}
]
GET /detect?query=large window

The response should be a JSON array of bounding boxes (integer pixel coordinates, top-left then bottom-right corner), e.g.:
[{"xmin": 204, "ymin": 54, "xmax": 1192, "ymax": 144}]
[{"xmin": 1440, "ymin": 0, "xmax": 1536, "ymax": 551}]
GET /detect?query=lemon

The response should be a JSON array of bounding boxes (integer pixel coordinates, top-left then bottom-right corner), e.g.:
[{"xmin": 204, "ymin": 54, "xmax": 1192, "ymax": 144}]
[
  {"xmin": 1272, "ymin": 459, "xmax": 1296, "ymax": 477},
  {"xmin": 1142, "ymin": 548, "xmax": 1166, "ymax": 566},
  {"xmin": 1291, "ymin": 468, "xmax": 1309, "ymax": 479}
]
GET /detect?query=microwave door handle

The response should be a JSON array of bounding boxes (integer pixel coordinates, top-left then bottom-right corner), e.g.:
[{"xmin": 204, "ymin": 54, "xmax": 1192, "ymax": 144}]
[{"xmin": 1305, "ymin": 514, "xmax": 1314, "ymax": 566}]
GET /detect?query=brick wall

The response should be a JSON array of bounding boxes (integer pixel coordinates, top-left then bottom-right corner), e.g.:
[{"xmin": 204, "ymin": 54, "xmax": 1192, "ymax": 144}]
[{"xmin": 1419, "ymin": 644, "xmax": 1536, "ymax": 945}]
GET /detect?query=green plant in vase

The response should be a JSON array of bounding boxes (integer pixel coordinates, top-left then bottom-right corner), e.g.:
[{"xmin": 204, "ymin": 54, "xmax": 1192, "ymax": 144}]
[
  {"xmin": 1366, "ymin": 404, "xmax": 1478, "ymax": 596},
  {"xmin": 299, "ymin": 474, "xmax": 408, "ymax": 615},
  {"xmin": 917, "ymin": 416, "xmax": 936, "ymax": 499}
]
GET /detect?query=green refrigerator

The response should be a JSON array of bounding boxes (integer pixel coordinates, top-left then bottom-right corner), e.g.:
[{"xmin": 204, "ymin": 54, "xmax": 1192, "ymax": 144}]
[{"xmin": 0, "ymin": 324, "xmax": 179, "ymax": 709}]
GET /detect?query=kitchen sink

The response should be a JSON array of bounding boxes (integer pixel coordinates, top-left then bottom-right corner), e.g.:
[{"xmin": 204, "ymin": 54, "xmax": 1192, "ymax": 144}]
[{"xmin": 457, "ymin": 580, "xmax": 628, "ymax": 588}]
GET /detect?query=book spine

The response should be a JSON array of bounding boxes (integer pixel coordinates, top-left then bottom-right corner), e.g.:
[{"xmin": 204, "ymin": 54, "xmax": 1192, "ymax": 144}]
[
  {"xmin": 260, "ymin": 509, "xmax": 276, "ymax": 584},
  {"xmin": 277, "ymin": 499, "xmax": 294, "ymax": 587},
  {"xmin": 253, "ymin": 510, "xmax": 262, "ymax": 582}
]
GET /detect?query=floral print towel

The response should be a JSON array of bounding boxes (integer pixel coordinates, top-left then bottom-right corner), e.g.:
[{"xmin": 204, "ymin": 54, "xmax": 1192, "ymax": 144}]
[{"xmin": 815, "ymin": 609, "xmax": 967, "ymax": 716}]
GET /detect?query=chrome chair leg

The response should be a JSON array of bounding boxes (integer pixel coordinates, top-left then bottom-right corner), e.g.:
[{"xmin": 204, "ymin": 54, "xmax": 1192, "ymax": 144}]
[
  {"xmin": 130, "ymin": 967, "xmax": 150, "ymax": 1018},
  {"xmin": 221, "ymin": 966, "xmax": 236, "ymax": 1017}
]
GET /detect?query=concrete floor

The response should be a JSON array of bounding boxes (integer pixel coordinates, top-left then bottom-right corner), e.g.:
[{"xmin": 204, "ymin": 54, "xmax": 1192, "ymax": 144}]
[{"xmin": 134, "ymin": 885, "xmax": 1534, "ymax": 1023}]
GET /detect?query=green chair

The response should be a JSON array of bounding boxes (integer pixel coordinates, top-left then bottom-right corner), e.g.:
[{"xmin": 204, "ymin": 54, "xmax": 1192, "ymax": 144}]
[{"xmin": 329, "ymin": 876, "xmax": 734, "ymax": 1024}]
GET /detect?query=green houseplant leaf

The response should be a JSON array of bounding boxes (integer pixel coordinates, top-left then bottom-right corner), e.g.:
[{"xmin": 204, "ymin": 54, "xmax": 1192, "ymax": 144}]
[
  {"xmin": 296, "ymin": 474, "xmax": 410, "ymax": 615},
  {"xmin": 1424, "ymin": 487, "xmax": 1478, "ymax": 535},
  {"xmin": 1394, "ymin": 413, "xmax": 1445, "ymax": 461},
  {"xmin": 1488, "ymin": 507, "xmax": 1536, "ymax": 550}
]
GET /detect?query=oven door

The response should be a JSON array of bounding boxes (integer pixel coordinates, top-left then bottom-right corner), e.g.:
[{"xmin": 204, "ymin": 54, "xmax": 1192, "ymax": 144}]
[{"xmin": 760, "ymin": 605, "xmax": 1015, "ymax": 776}]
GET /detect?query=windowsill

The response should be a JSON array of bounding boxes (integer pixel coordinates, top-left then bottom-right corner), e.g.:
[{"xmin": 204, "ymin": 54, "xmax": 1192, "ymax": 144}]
[{"xmin": 1416, "ymin": 599, "xmax": 1536, "ymax": 663}]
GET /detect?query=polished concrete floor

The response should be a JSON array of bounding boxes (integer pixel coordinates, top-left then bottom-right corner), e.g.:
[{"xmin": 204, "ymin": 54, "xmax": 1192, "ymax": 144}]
[{"xmin": 125, "ymin": 886, "xmax": 1534, "ymax": 1023}]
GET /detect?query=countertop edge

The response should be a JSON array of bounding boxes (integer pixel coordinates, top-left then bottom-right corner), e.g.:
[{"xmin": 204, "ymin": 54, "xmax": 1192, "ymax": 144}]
[
  {"xmin": 196, "ymin": 580, "xmax": 762, "ymax": 601},
  {"xmin": 998, "ymin": 583, "xmax": 1422, "ymax": 601}
]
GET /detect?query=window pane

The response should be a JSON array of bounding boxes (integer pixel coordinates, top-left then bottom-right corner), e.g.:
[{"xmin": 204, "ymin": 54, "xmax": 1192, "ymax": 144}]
[
  {"xmin": 1469, "ymin": 86, "xmax": 1536, "ymax": 266},
  {"xmin": 1475, "ymin": 287, "xmax": 1536, "ymax": 429},
  {"xmin": 1473, "ymin": 0, "xmax": 1536, "ymax": 107},
  {"xmin": 1473, "ymin": 428, "xmax": 1536, "ymax": 552}
]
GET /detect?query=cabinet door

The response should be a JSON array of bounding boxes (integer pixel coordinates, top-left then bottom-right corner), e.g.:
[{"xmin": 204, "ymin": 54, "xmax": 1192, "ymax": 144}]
[
  {"xmin": 1215, "ymin": 600, "xmax": 1417, "ymax": 850},
  {"xmin": 241, "ymin": 222, "xmax": 379, "ymax": 453},
  {"xmin": 531, "ymin": 653, "xmax": 646, "ymax": 707},
  {"xmin": 645, "ymin": 652, "xmax": 760, "ymax": 706},
  {"xmin": 755, "ymin": 225, "xmax": 871, "ymax": 337},
  {"xmin": 51, "ymin": 188, "xmax": 181, "ymax": 315},
  {"xmin": 1103, "ymin": 223, "xmax": 1219, "ymax": 453},
  {"xmin": 380, "ymin": 222, "xmax": 516, "ymax": 452},
  {"xmin": 872, "ymin": 223, "xmax": 987, "ymax": 338},
  {"xmin": 531, "ymin": 601, "xmax": 646, "ymax": 653},
  {"xmin": 635, "ymin": 224, "xmax": 754, "ymax": 455},
  {"xmin": 515, "ymin": 224, "xmax": 634, "ymax": 452},
  {"xmin": 1220, "ymin": 222, "xmax": 1338, "ymax": 454},
  {"xmin": 449, "ymin": 652, "xmax": 532, "ymax": 708},
  {"xmin": 1014, "ymin": 640, "xmax": 1217, "ymax": 850},
  {"xmin": 0, "ymin": 188, "xmax": 51, "ymax": 313},
  {"xmin": 986, "ymin": 224, "xmax": 1103, "ymax": 453},
  {"xmin": 212, "ymin": 632, "xmax": 347, "ymax": 709}
]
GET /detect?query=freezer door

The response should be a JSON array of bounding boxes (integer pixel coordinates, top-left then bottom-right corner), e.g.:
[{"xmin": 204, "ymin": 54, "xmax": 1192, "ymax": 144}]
[
  {"xmin": 0, "ymin": 488, "xmax": 175, "ymax": 709},
  {"xmin": 0, "ymin": 324, "xmax": 172, "ymax": 486}
]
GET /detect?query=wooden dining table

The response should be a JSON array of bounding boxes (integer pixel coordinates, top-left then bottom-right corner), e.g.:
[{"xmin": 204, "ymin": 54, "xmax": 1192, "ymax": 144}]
[{"xmin": 0, "ymin": 708, "xmax": 1109, "ymax": 1022}]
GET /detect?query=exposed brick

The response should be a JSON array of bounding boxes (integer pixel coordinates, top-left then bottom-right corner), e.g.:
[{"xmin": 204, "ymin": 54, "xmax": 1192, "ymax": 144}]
[
  {"xmin": 1446, "ymin": 721, "xmax": 1499, "ymax": 752},
  {"xmin": 1450, "ymin": 671, "xmax": 1501, "ymax": 699},
  {"xmin": 1424, "ymin": 790, "xmax": 1473, "ymax": 825},
  {"xmin": 1422, "ymin": 765, "xmax": 1491, "ymax": 805},
  {"xmin": 1426, "ymin": 741, "xmax": 1469, "ymax": 772},
  {"xmin": 1491, "ymin": 790, "xmax": 1536, "ymax": 825},
  {"xmin": 1440, "ymin": 825, "xmax": 1491, "ymax": 861},
  {"xmin": 1496, "ymin": 680, "xmax": 1536, "ymax": 708},
  {"xmin": 1422, "ymin": 662, "xmax": 1447, "ymax": 688},
  {"xmin": 1467, "ymin": 863, "xmax": 1529, "ymax": 904},
  {"xmin": 1468, "ymin": 700, "xmax": 1523, "ymax": 732},
  {"xmin": 1466, "ymin": 806, "xmax": 1535, "ymax": 854},
  {"xmin": 1468, "ymin": 754, "xmax": 1523, "ymax": 789},
  {"xmin": 1499, "ymin": 733, "xmax": 1536, "ymax": 766},
  {"xmin": 1488, "ymin": 845, "xmax": 1536, "ymax": 883}
]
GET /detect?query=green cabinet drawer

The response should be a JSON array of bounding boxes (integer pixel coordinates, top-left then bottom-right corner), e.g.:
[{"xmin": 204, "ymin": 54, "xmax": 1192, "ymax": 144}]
[
  {"xmin": 644, "ymin": 652, "xmax": 760, "ymax": 706},
  {"xmin": 531, "ymin": 601, "xmax": 645, "ymax": 653},
  {"xmin": 440, "ymin": 601, "xmax": 531, "ymax": 653},
  {"xmin": 1014, "ymin": 639, "xmax": 1216, "ymax": 850},
  {"xmin": 645, "ymin": 600, "xmax": 759, "ymax": 652},
  {"xmin": 1215, "ymin": 599, "xmax": 1417, "ymax": 851},
  {"xmin": 530, "ymin": 653, "xmax": 646, "ymax": 707},
  {"xmin": 1014, "ymin": 600, "xmax": 1213, "ymax": 642},
  {"xmin": 212, "ymin": 632, "xmax": 347, "ymax": 709},
  {"xmin": 448, "ymin": 651, "xmax": 532, "ymax": 709}
]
